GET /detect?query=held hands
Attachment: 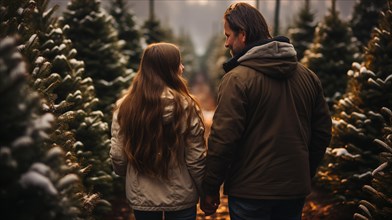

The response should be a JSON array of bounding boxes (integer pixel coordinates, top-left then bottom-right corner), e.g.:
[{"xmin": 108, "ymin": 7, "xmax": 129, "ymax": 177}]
[{"xmin": 200, "ymin": 193, "xmax": 220, "ymax": 216}]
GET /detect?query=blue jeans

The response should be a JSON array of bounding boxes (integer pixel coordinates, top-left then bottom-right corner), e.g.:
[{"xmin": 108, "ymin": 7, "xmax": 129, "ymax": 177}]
[
  {"xmin": 133, "ymin": 206, "xmax": 196, "ymax": 220},
  {"xmin": 228, "ymin": 196, "xmax": 305, "ymax": 220}
]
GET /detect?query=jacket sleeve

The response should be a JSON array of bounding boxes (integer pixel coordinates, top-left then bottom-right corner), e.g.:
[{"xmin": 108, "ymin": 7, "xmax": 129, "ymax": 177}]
[
  {"xmin": 203, "ymin": 73, "xmax": 247, "ymax": 195},
  {"xmin": 309, "ymin": 82, "xmax": 332, "ymax": 178},
  {"xmin": 184, "ymin": 106, "xmax": 207, "ymax": 196},
  {"xmin": 110, "ymin": 112, "xmax": 128, "ymax": 176}
]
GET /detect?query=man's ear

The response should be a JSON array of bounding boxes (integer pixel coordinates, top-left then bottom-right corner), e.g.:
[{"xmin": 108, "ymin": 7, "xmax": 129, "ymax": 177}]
[{"xmin": 240, "ymin": 30, "xmax": 246, "ymax": 43}]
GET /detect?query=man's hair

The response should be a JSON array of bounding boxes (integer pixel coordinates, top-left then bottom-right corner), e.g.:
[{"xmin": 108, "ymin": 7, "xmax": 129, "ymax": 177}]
[{"xmin": 224, "ymin": 2, "xmax": 272, "ymax": 44}]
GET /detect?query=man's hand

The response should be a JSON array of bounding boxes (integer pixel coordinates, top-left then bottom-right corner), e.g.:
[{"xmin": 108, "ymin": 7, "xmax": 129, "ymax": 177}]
[{"xmin": 200, "ymin": 193, "xmax": 220, "ymax": 216}]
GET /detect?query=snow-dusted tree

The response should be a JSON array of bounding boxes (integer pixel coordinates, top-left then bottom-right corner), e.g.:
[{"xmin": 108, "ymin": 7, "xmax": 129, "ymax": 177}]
[
  {"xmin": 350, "ymin": 0, "xmax": 388, "ymax": 49},
  {"xmin": 61, "ymin": 0, "xmax": 133, "ymax": 123},
  {"xmin": 26, "ymin": 23, "xmax": 115, "ymax": 218},
  {"xmin": 175, "ymin": 29, "xmax": 198, "ymax": 81},
  {"xmin": 301, "ymin": 0, "xmax": 360, "ymax": 108},
  {"xmin": 364, "ymin": 8, "xmax": 392, "ymax": 83},
  {"xmin": 142, "ymin": 17, "xmax": 174, "ymax": 45},
  {"xmin": 201, "ymin": 33, "xmax": 230, "ymax": 96},
  {"xmin": 142, "ymin": 0, "xmax": 173, "ymax": 44},
  {"xmin": 0, "ymin": 0, "xmax": 42, "ymax": 40},
  {"xmin": 0, "ymin": 36, "xmax": 89, "ymax": 220},
  {"xmin": 315, "ymin": 4, "xmax": 392, "ymax": 218},
  {"xmin": 287, "ymin": 0, "xmax": 316, "ymax": 61},
  {"xmin": 109, "ymin": 0, "xmax": 142, "ymax": 71},
  {"xmin": 354, "ymin": 107, "xmax": 392, "ymax": 220},
  {"xmin": 142, "ymin": 19, "xmax": 163, "ymax": 44},
  {"xmin": 1, "ymin": 0, "xmax": 119, "ymax": 217},
  {"xmin": 354, "ymin": 5, "xmax": 392, "ymax": 219}
]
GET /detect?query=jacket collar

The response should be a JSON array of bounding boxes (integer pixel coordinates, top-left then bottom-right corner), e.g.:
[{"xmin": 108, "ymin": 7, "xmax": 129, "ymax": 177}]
[{"xmin": 223, "ymin": 36, "xmax": 290, "ymax": 73}]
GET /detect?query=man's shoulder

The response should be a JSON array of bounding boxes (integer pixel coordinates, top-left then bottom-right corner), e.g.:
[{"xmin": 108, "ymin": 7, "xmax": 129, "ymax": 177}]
[
  {"xmin": 225, "ymin": 65, "xmax": 256, "ymax": 79},
  {"xmin": 220, "ymin": 66, "xmax": 258, "ymax": 91},
  {"xmin": 296, "ymin": 63, "xmax": 321, "ymax": 82}
]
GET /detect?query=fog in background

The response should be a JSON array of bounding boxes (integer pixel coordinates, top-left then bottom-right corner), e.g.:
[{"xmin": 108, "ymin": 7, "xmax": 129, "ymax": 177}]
[{"xmin": 51, "ymin": 0, "xmax": 356, "ymax": 55}]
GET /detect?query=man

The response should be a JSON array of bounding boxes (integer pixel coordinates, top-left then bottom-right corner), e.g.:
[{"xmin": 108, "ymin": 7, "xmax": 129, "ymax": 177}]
[{"xmin": 201, "ymin": 2, "xmax": 332, "ymax": 220}]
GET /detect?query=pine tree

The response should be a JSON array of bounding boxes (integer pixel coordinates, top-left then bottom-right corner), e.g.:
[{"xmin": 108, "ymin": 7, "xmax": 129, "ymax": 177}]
[
  {"xmin": 0, "ymin": 36, "xmax": 89, "ymax": 220},
  {"xmin": 61, "ymin": 0, "xmax": 133, "ymax": 123},
  {"xmin": 27, "ymin": 21, "xmax": 114, "ymax": 219},
  {"xmin": 364, "ymin": 9, "xmax": 392, "ymax": 82},
  {"xmin": 60, "ymin": 0, "xmax": 138, "ymax": 217},
  {"xmin": 287, "ymin": 0, "xmax": 316, "ymax": 61},
  {"xmin": 0, "ymin": 0, "xmax": 41, "ymax": 40},
  {"xmin": 315, "ymin": 4, "xmax": 392, "ymax": 218},
  {"xmin": 142, "ymin": 18, "xmax": 174, "ymax": 45},
  {"xmin": 350, "ymin": 0, "xmax": 388, "ymax": 49},
  {"xmin": 175, "ymin": 29, "xmax": 198, "ymax": 81},
  {"xmin": 354, "ymin": 107, "xmax": 392, "ymax": 220},
  {"xmin": 1, "ymin": 0, "xmax": 118, "ymax": 218},
  {"xmin": 301, "ymin": 0, "xmax": 360, "ymax": 108},
  {"xmin": 203, "ymin": 33, "xmax": 231, "ymax": 96},
  {"xmin": 109, "ymin": 0, "xmax": 142, "ymax": 71},
  {"xmin": 142, "ymin": 0, "xmax": 173, "ymax": 45},
  {"xmin": 353, "ymin": 5, "xmax": 392, "ymax": 219}
]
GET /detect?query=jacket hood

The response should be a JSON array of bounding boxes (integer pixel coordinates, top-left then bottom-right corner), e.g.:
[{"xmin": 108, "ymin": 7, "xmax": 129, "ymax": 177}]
[{"xmin": 223, "ymin": 36, "xmax": 298, "ymax": 80}]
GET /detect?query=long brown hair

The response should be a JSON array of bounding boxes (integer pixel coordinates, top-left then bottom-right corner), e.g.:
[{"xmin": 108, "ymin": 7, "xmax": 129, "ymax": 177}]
[{"xmin": 116, "ymin": 42, "xmax": 203, "ymax": 178}]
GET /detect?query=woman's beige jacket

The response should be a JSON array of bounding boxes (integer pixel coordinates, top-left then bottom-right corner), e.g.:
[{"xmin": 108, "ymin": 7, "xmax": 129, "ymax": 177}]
[{"xmin": 110, "ymin": 88, "xmax": 206, "ymax": 211}]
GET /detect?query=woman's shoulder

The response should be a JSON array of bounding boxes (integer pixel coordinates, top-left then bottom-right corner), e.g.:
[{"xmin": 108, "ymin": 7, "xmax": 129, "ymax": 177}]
[
  {"xmin": 161, "ymin": 88, "xmax": 197, "ymax": 119},
  {"xmin": 161, "ymin": 87, "xmax": 176, "ymax": 100},
  {"xmin": 162, "ymin": 87, "xmax": 191, "ymax": 106}
]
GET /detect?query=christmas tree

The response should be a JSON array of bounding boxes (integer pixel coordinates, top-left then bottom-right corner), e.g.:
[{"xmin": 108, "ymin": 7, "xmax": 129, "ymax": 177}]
[
  {"xmin": 0, "ymin": 36, "xmax": 90, "ymax": 220},
  {"xmin": 202, "ymin": 33, "xmax": 230, "ymax": 96},
  {"xmin": 301, "ymin": 0, "xmax": 360, "ymax": 108},
  {"xmin": 287, "ymin": 0, "xmax": 316, "ymax": 61},
  {"xmin": 353, "ymin": 4, "xmax": 392, "ymax": 219},
  {"xmin": 175, "ymin": 29, "xmax": 198, "ymax": 81},
  {"xmin": 0, "ymin": 0, "xmax": 118, "ymax": 217},
  {"xmin": 0, "ymin": 0, "xmax": 50, "ymax": 46},
  {"xmin": 142, "ymin": 19, "xmax": 166, "ymax": 44},
  {"xmin": 142, "ymin": 0, "xmax": 174, "ymax": 44},
  {"xmin": 354, "ymin": 107, "xmax": 392, "ymax": 220},
  {"xmin": 28, "ymin": 20, "xmax": 115, "ymax": 219},
  {"xmin": 315, "ymin": 3, "xmax": 392, "ymax": 218},
  {"xmin": 109, "ymin": 0, "xmax": 142, "ymax": 71},
  {"xmin": 61, "ymin": 0, "xmax": 133, "ymax": 123},
  {"xmin": 350, "ymin": 0, "xmax": 388, "ymax": 50}
]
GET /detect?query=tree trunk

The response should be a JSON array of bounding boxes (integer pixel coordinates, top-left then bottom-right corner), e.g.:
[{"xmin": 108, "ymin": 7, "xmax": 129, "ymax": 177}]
[{"xmin": 274, "ymin": 0, "xmax": 280, "ymax": 36}]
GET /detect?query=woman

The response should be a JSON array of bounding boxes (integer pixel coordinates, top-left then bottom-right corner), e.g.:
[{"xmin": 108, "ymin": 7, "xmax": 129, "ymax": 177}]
[{"xmin": 110, "ymin": 42, "xmax": 206, "ymax": 220}]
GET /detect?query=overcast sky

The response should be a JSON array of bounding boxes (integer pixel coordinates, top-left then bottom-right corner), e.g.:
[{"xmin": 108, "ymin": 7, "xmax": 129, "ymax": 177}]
[{"xmin": 52, "ymin": 0, "xmax": 356, "ymax": 55}]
